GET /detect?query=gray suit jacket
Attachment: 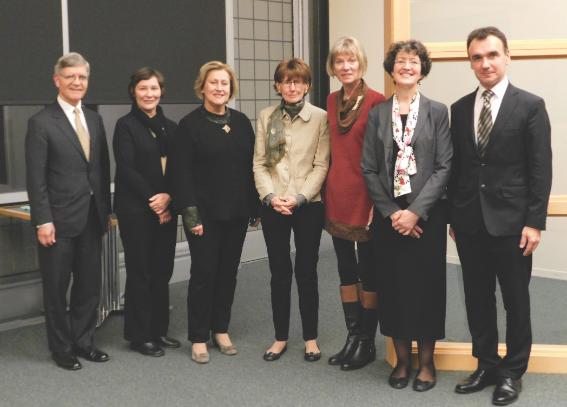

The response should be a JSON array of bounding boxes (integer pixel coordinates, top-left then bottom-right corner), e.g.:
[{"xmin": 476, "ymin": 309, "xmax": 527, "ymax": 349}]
[
  {"xmin": 361, "ymin": 94, "xmax": 452, "ymax": 221},
  {"xmin": 25, "ymin": 102, "xmax": 111, "ymax": 237}
]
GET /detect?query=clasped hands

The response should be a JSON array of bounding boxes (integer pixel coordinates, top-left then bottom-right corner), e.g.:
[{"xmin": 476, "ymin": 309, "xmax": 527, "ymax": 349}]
[
  {"xmin": 149, "ymin": 193, "xmax": 172, "ymax": 224},
  {"xmin": 390, "ymin": 209, "xmax": 422, "ymax": 238},
  {"xmin": 270, "ymin": 195, "xmax": 298, "ymax": 215}
]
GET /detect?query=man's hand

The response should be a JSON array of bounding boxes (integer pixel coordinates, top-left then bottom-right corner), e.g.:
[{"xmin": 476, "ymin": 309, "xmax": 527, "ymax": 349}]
[
  {"xmin": 158, "ymin": 210, "xmax": 172, "ymax": 224},
  {"xmin": 519, "ymin": 226, "xmax": 541, "ymax": 256},
  {"xmin": 149, "ymin": 193, "xmax": 171, "ymax": 214},
  {"xmin": 37, "ymin": 223, "xmax": 56, "ymax": 247},
  {"xmin": 191, "ymin": 224, "xmax": 204, "ymax": 236}
]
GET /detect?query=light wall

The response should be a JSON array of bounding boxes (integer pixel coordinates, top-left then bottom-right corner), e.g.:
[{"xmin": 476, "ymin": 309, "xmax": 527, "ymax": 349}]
[{"xmin": 328, "ymin": 0, "xmax": 385, "ymax": 93}]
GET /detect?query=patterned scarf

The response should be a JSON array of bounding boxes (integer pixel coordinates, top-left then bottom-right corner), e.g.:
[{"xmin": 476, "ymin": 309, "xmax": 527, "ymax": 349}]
[
  {"xmin": 266, "ymin": 99, "xmax": 304, "ymax": 167},
  {"xmin": 336, "ymin": 79, "xmax": 367, "ymax": 134},
  {"xmin": 391, "ymin": 92, "xmax": 420, "ymax": 197}
]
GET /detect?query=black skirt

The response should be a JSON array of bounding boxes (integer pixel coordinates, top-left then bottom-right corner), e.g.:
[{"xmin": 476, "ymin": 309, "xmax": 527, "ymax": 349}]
[{"xmin": 372, "ymin": 200, "xmax": 448, "ymax": 340}]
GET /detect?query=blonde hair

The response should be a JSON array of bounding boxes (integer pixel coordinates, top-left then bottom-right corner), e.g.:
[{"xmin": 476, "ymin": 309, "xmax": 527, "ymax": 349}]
[
  {"xmin": 193, "ymin": 61, "xmax": 238, "ymax": 100},
  {"xmin": 326, "ymin": 36, "xmax": 367, "ymax": 78}
]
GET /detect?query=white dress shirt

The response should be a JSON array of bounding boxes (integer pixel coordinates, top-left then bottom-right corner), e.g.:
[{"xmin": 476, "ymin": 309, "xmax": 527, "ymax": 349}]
[
  {"xmin": 57, "ymin": 96, "xmax": 89, "ymax": 134},
  {"xmin": 473, "ymin": 76, "xmax": 509, "ymax": 143}
]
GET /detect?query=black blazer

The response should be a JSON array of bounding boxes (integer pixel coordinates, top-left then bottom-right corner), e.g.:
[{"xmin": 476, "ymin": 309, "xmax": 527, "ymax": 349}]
[
  {"xmin": 112, "ymin": 111, "xmax": 177, "ymax": 215},
  {"xmin": 448, "ymin": 83, "xmax": 552, "ymax": 236},
  {"xmin": 168, "ymin": 106, "xmax": 259, "ymax": 220},
  {"xmin": 25, "ymin": 102, "xmax": 111, "ymax": 237}
]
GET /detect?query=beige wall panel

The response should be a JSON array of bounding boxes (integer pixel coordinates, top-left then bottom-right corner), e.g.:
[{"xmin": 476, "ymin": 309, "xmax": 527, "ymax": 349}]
[
  {"xmin": 411, "ymin": 0, "xmax": 567, "ymax": 42},
  {"xmin": 328, "ymin": 0, "xmax": 385, "ymax": 93}
]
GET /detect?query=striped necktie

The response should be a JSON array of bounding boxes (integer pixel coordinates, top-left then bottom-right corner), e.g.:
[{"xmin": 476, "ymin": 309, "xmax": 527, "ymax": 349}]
[
  {"xmin": 477, "ymin": 89, "xmax": 494, "ymax": 157},
  {"xmin": 74, "ymin": 107, "xmax": 90, "ymax": 161}
]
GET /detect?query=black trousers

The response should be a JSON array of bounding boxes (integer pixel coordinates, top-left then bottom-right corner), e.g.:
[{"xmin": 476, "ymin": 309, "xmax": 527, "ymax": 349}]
[
  {"xmin": 261, "ymin": 203, "xmax": 324, "ymax": 341},
  {"xmin": 184, "ymin": 217, "xmax": 248, "ymax": 343},
  {"xmin": 455, "ymin": 225, "xmax": 532, "ymax": 379},
  {"xmin": 332, "ymin": 237, "xmax": 375, "ymax": 291},
  {"xmin": 118, "ymin": 211, "xmax": 177, "ymax": 343},
  {"xmin": 38, "ymin": 198, "xmax": 102, "ymax": 353}
]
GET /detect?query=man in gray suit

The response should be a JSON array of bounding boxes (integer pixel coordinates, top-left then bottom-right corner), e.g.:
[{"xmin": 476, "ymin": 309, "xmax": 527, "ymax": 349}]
[
  {"xmin": 450, "ymin": 27, "xmax": 552, "ymax": 405},
  {"xmin": 25, "ymin": 53, "xmax": 111, "ymax": 370}
]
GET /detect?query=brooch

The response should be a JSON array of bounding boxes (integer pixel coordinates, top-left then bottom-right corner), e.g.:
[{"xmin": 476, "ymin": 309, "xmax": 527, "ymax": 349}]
[{"xmin": 222, "ymin": 124, "xmax": 231, "ymax": 134}]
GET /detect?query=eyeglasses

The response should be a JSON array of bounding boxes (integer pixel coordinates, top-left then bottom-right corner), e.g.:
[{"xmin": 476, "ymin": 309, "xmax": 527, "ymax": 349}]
[
  {"xmin": 394, "ymin": 59, "xmax": 420, "ymax": 67},
  {"xmin": 281, "ymin": 80, "xmax": 305, "ymax": 88},
  {"xmin": 60, "ymin": 74, "xmax": 89, "ymax": 82}
]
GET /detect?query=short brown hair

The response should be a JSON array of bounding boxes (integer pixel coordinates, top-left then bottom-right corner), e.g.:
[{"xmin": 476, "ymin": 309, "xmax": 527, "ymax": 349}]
[
  {"xmin": 326, "ymin": 36, "xmax": 368, "ymax": 78},
  {"xmin": 128, "ymin": 67, "xmax": 165, "ymax": 101},
  {"xmin": 383, "ymin": 40, "xmax": 432, "ymax": 79},
  {"xmin": 273, "ymin": 58, "xmax": 312, "ymax": 94},
  {"xmin": 467, "ymin": 26, "xmax": 509, "ymax": 54},
  {"xmin": 194, "ymin": 61, "xmax": 238, "ymax": 100}
]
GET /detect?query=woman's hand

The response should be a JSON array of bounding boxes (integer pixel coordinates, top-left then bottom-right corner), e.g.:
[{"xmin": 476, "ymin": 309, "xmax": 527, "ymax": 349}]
[
  {"xmin": 149, "ymin": 193, "xmax": 171, "ymax": 214},
  {"xmin": 392, "ymin": 209, "xmax": 420, "ymax": 236},
  {"xmin": 191, "ymin": 224, "xmax": 204, "ymax": 236},
  {"xmin": 158, "ymin": 210, "xmax": 172, "ymax": 224},
  {"xmin": 270, "ymin": 196, "xmax": 293, "ymax": 215}
]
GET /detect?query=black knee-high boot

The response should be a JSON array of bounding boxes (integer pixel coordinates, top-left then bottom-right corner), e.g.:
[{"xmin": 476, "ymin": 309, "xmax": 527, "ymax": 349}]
[
  {"xmin": 341, "ymin": 291, "xmax": 378, "ymax": 370},
  {"xmin": 329, "ymin": 283, "xmax": 362, "ymax": 365}
]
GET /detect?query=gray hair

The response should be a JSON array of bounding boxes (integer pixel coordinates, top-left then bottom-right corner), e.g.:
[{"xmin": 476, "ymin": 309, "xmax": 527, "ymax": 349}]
[{"xmin": 54, "ymin": 52, "xmax": 90, "ymax": 76}]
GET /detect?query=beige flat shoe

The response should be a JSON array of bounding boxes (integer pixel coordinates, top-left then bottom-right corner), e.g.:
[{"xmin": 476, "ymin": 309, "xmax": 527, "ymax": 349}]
[
  {"xmin": 212, "ymin": 336, "xmax": 238, "ymax": 356},
  {"xmin": 191, "ymin": 347, "xmax": 210, "ymax": 364}
]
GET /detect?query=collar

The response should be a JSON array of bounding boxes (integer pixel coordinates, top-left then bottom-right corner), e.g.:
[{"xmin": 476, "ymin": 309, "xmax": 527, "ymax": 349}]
[
  {"xmin": 281, "ymin": 101, "xmax": 311, "ymax": 122},
  {"xmin": 57, "ymin": 96, "xmax": 83, "ymax": 115},
  {"xmin": 477, "ymin": 76, "xmax": 509, "ymax": 100}
]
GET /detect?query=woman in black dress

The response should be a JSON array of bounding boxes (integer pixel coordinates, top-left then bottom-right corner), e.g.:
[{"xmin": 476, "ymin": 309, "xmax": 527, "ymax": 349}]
[
  {"xmin": 113, "ymin": 67, "xmax": 179, "ymax": 357},
  {"xmin": 168, "ymin": 61, "xmax": 259, "ymax": 364},
  {"xmin": 361, "ymin": 40, "xmax": 452, "ymax": 391}
]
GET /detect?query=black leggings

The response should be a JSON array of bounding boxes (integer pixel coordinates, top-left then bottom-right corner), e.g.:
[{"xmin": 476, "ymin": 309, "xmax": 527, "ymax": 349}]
[{"xmin": 332, "ymin": 236, "xmax": 376, "ymax": 292}]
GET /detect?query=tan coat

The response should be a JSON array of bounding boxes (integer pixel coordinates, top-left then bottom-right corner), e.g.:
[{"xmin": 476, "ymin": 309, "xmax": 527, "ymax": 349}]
[{"xmin": 253, "ymin": 102, "xmax": 330, "ymax": 202}]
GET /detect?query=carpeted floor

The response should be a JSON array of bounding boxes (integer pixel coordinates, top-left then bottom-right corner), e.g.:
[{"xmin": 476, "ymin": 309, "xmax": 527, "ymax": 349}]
[{"xmin": 0, "ymin": 248, "xmax": 566, "ymax": 407}]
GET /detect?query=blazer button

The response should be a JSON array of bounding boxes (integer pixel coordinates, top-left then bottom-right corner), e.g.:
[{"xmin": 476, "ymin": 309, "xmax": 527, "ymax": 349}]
[
  {"xmin": 480, "ymin": 162, "xmax": 486, "ymax": 167},
  {"xmin": 480, "ymin": 184, "xmax": 486, "ymax": 189}
]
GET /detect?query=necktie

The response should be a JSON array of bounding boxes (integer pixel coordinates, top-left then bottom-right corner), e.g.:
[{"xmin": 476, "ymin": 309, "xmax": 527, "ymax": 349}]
[
  {"xmin": 477, "ymin": 89, "xmax": 494, "ymax": 157},
  {"xmin": 74, "ymin": 107, "xmax": 90, "ymax": 161}
]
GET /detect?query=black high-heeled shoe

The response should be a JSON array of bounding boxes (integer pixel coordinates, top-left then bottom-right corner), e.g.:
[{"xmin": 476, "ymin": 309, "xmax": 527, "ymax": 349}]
[{"xmin": 388, "ymin": 365, "xmax": 412, "ymax": 389}]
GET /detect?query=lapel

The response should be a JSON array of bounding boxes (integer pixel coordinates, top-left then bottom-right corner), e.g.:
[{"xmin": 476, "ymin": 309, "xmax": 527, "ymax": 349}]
[
  {"xmin": 461, "ymin": 90, "xmax": 477, "ymax": 154},
  {"xmin": 50, "ymin": 102, "xmax": 88, "ymax": 162},
  {"xmin": 380, "ymin": 98, "xmax": 394, "ymax": 181},
  {"xmin": 411, "ymin": 94, "xmax": 430, "ymax": 148},
  {"xmin": 486, "ymin": 83, "xmax": 518, "ymax": 151}
]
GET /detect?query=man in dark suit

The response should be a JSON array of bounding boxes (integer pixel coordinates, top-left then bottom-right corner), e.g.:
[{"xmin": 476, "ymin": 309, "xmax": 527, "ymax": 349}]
[
  {"xmin": 25, "ymin": 52, "xmax": 111, "ymax": 370},
  {"xmin": 449, "ymin": 27, "xmax": 552, "ymax": 405}
]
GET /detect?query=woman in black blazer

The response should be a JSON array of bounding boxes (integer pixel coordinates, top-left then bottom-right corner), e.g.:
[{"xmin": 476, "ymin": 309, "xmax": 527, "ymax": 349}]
[
  {"xmin": 168, "ymin": 61, "xmax": 259, "ymax": 364},
  {"xmin": 113, "ymin": 67, "xmax": 179, "ymax": 357}
]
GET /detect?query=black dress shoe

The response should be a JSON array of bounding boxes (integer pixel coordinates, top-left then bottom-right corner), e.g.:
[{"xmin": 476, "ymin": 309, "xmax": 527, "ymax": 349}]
[
  {"xmin": 413, "ymin": 368, "xmax": 437, "ymax": 392},
  {"xmin": 156, "ymin": 336, "xmax": 181, "ymax": 349},
  {"xmin": 130, "ymin": 341, "xmax": 165, "ymax": 357},
  {"xmin": 304, "ymin": 350, "xmax": 321, "ymax": 362},
  {"xmin": 492, "ymin": 377, "xmax": 521, "ymax": 406},
  {"xmin": 74, "ymin": 347, "xmax": 110, "ymax": 362},
  {"xmin": 388, "ymin": 366, "xmax": 411, "ymax": 389},
  {"xmin": 455, "ymin": 369, "xmax": 497, "ymax": 394},
  {"xmin": 52, "ymin": 352, "xmax": 82, "ymax": 371},
  {"xmin": 263, "ymin": 345, "xmax": 287, "ymax": 361},
  {"xmin": 340, "ymin": 338, "xmax": 376, "ymax": 371}
]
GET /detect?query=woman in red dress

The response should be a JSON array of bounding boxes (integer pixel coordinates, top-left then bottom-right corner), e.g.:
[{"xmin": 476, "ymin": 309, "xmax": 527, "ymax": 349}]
[{"xmin": 325, "ymin": 37, "xmax": 386, "ymax": 370}]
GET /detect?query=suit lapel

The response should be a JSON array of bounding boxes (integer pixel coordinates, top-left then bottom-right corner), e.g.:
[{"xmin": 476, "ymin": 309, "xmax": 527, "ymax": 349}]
[
  {"xmin": 487, "ymin": 84, "xmax": 518, "ymax": 150},
  {"xmin": 380, "ymin": 98, "xmax": 394, "ymax": 182},
  {"xmin": 411, "ymin": 94, "xmax": 430, "ymax": 148},
  {"xmin": 51, "ymin": 103, "xmax": 88, "ymax": 162}
]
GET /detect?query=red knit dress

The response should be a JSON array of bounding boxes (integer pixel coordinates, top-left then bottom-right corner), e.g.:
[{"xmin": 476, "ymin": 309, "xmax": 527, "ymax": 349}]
[{"xmin": 324, "ymin": 88, "xmax": 386, "ymax": 241}]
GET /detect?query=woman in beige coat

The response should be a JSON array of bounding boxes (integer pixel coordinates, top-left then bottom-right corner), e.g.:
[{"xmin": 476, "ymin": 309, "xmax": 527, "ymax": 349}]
[{"xmin": 253, "ymin": 58, "xmax": 330, "ymax": 362}]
